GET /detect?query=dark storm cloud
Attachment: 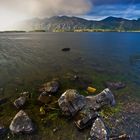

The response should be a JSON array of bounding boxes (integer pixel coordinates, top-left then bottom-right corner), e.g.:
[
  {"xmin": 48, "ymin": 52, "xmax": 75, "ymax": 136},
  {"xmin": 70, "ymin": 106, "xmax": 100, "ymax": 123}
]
[
  {"xmin": 91, "ymin": 0, "xmax": 140, "ymax": 5},
  {"xmin": 87, "ymin": 3, "xmax": 140, "ymax": 19}
]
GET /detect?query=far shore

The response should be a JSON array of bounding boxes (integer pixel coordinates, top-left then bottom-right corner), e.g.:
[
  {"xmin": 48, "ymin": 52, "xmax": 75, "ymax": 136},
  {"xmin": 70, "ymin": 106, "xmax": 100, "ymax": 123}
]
[{"xmin": 0, "ymin": 30, "xmax": 140, "ymax": 33}]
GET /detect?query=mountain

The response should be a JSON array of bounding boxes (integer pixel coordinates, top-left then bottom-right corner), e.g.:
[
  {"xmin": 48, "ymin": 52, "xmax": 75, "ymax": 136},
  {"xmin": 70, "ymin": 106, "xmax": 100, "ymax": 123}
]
[{"xmin": 14, "ymin": 16, "xmax": 140, "ymax": 32}]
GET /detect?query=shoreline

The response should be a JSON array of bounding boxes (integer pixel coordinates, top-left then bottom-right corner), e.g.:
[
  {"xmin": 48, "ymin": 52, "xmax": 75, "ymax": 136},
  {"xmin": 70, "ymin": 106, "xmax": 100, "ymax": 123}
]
[
  {"xmin": 0, "ymin": 75, "xmax": 140, "ymax": 140},
  {"xmin": 0, "ymin": 30, "xmax": 140, "ymax": 33}
]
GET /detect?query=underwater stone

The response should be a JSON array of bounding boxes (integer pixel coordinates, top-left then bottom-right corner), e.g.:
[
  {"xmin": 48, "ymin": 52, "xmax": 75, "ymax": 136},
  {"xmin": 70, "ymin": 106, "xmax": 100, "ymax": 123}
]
[
  {"xmin": 61, "ymin": 48, "xmax": 71, "ymax": 52},
  {"xmin": 0, "ymin": 125, "xmax": 7, "ymax": 135},
  {"xmin": 105, "ymin": 82, "xmax": 126, "ymax": 90},
  {"xmin": 39, "ymin": 80, "xmax": 59, "ymax": 93}
]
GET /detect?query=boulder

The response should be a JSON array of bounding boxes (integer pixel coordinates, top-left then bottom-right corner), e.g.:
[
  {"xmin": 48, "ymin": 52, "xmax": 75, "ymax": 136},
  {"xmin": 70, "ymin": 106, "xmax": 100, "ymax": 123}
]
[
  {"xmin": 39, "ymin": 81, "xmax": 59, "ymax": 93},
  {"xmin": 58, "ymin": 88, "xmax": 115, "ymax": 116},
  {"xmin": 58, "ymin": 89, "xmax": 86, "ymax": 116},
  {"xmin": 9, "ymin": 110, "xmax": 34, "ymax": 134},
  {"xmin": 86, "ymin": 88, "xmax": 116, "ymax": 111},
  {"xmin": 90, "ymin": 117, "xmax": 110, "ymax": 140},
  {"xmin": 74, "ymin": 107, "xmax": 99, "ymax": 129},
  {"xmin": 105, "ymin": 82, "xmax": 126, "ymax": 90},
  {"xmin": 14, "ymin": 96, "xmax": 26, "ymax": 109}
]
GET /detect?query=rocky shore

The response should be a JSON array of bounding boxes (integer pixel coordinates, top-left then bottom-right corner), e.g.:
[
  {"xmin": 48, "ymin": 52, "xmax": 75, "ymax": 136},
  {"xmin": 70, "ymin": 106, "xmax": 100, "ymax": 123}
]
[{"xmin": 0, "ymin": 78, "xmax": 138, "ymax": 140}]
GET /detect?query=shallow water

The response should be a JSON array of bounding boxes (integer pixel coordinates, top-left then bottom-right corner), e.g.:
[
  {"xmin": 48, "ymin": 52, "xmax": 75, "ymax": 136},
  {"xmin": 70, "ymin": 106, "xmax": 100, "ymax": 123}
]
[{"xmin": 0, "ymin": 32, "xmax": 140, "ymax": 139}]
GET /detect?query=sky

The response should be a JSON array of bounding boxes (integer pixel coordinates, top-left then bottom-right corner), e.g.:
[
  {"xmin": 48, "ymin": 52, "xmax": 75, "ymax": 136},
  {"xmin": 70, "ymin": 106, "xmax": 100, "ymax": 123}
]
[{"xmin": 0, "ymin": 0, "xmax": 140, "ymax": 30}]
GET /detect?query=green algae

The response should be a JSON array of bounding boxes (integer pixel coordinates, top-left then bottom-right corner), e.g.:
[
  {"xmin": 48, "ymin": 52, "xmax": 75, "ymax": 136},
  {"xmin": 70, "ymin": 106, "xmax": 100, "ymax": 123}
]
[{"xmin": 100, "ymin": 103, "xmax": 122, "ymax": 119}]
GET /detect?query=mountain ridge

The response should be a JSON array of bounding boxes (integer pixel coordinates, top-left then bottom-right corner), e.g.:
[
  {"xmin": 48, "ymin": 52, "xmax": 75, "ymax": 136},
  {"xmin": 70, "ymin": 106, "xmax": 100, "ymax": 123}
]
[{"xmin": 14, "ymin": 16, "xmax": 140, "ymax": 32}]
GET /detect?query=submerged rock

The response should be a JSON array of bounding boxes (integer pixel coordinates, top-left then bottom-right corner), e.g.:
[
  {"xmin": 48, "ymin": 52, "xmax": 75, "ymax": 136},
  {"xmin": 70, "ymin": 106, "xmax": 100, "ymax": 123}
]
[
  {"xmin": 61, "ymin": 48, "xmax": 71, "ymax": 52},
  {"xmin": 105, "ymin": 82, "xmax": 126, "ymax": 90},
  {"xmin": 39, "ymin": 81, "xmax": 59, "ymax": 93},
  {"xmin": 58, "ymin": 89, "xmax": 86, "ymax": 116},
  {"xmin": 0, "ymin": 125, "xmax": 7, "ymax": 135},
  {"xmin": 0, "ymin": 98, "xmax": 7, "ymax": 105},
  {"xmin": 14, "ymin": 96, "xmax": 26, "ymax": 109},
  {"xmin": 38, "ymin": 92, "xmax": 52, "ymax": 104},
  {"xmin": 90, "ymin": 117, "xmax": 110, "ymax": 140},
  {"xmin": 9, "ymin": 110, "xmax": 34, "ymax": 134}
]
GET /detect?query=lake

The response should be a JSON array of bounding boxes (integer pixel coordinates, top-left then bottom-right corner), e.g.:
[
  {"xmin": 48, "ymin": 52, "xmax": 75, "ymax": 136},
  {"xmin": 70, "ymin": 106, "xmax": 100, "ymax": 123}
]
[{"xmin": 0, "ymin": 32, "xmax": 140, "ymax": 139}]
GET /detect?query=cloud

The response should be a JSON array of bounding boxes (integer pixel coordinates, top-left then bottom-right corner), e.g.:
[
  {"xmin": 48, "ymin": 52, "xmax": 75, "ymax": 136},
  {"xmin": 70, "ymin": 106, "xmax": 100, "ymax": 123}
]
[
  {"xmin": 0, "ymin": 0, "xmax": 92, "ymax": 17},
  {"xmin": 0, "ymin": 0, "xmax": 139, "ymax": 23},
  {"xmin": 87, "ymin": 4, "xmax": 140, "ymax": 19},
  {"xmin": 91, "ymin": 0, "xmax": 140, "ymax": 5}
]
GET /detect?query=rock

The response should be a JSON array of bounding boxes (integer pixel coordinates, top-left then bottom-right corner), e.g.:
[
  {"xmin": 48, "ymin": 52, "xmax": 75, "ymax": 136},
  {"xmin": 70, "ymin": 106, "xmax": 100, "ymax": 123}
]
[
  {"xmin": 105, "ymin": 82, "xmax": 126, "ymax": 90},
  {"xmin": 38, "ymin": 92, "xmax": 52, "ymax": 104},
  {"xmin": 58, "ymin": 89, "xmax": 86, "ymax": 116},
  {"xmin": 86, "ymin": 88, "xmax": 116, "ymax": 111},
  {"xmin": 0, "ymin": 125, "xmax": 7, "ymax": 135},
  {"xmin": 9, "ymin": 110, "xmax": 34, "ymax": 134},
  {"xmin": 90, "ymin": 117, "xmax": 110, "ymax": 140},
  {"xmin": 110, "ymin": 134, "xmax": 130, "ymax": 140},
  {"xmin": 39, "ymin": 81, "xmax": 59, "ymax": 93},
  {"xmin": 0, "ymin": 98, "xmax": 7, "ymax": 105},
  {"xmin": 58, "ymin": 88, "xmax": 116, "ymax": 133},
  {"xmin": 74, "ymin": 107, "xmax": 99, "ymax": 129},
  {"xmin": 20, "ymin": 92, "xmax": 30, "ymax": 98},
  {"xmin": 61, "ymin": 48, "xmax": 70, "ymax": 52},
  {"xmin": 14, "ymin": 96, "xmax": 26, "ymax": 109},
  {"xmin": 58, "ymin": 88, "xmax": 115, "ymax": 116}
]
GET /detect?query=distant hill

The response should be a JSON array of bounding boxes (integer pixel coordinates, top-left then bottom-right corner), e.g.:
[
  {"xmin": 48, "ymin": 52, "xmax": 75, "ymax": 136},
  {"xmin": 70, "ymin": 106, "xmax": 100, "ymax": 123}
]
[{"xmin": 14, "ymin": 16, "xmax": 140, "ymax": 32}]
